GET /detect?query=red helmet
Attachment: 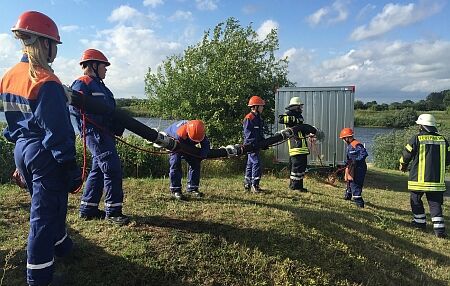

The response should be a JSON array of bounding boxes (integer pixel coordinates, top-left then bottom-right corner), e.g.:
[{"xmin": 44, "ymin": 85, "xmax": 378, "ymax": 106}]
[
  {"xmin": 248, "ymin": 96, "xmax": 265, "ymax": 107},
  {"xmin": 12, "ymin": 11, "xmax": 61, "ymax": 43},
  {"xmin": 187, "ymin": 120, "xmax": 206, "ymax": 142},
  {"xmin": 339, "ymin": 128, "xmax": 354, "ymax": 139},
  {"xmin": 80, "ymin": 49, "xmax": 110, "ymax": 66}
]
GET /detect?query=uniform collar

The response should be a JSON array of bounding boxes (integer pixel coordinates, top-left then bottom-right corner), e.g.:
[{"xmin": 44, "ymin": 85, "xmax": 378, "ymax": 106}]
[{"xmin": 21, "ymin": 54, "xmax": 29, "ymax": 63}]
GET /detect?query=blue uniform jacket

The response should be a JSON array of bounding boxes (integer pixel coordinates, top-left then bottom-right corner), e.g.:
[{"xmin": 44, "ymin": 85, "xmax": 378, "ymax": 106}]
[
  {"xmin": 70, "ymin": 75, "xmax": 124, "ymax": 136},
  {"xmin": 243, "ymin": 111, "xmax": 264, "ymax": 147},
  {"xmin": 165, "ymin": 120, "xmax": 210, "ymax": 158},
  {"xmin": 346, "ymin": 140, "xmax": 368, "ymax": 167},
  {"xmin": 0, "ymin": 55, "xmax": 76, "ymax": 164}
]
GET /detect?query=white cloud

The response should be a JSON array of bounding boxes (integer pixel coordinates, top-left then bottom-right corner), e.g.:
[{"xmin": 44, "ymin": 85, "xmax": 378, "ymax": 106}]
[
  {"xmin": 256, "ymin": 20, "xmax": 279, "ymax": 41},
  {"xmin": 306, "ymin": 0, "xmax": 349, "ymax": 26},
  {"xmin": 0, "ymin": 34, "xmax": 22, "ymax": 75},
  {"xmin": 285, "ymin": 40, "xmax": 450, "ymax": 100},
  {"xmin": 168, "ymin": 10, "xmax": 193, "ymax": 21},
  {"xmin": 242, "ymin": 4, "xmax": 259, "ymax": 15},
  {"xmin": 108, "ymin": 5, "xmax": 159, "ymax": 28},
  {"xmin": 61, "ymin": 25, "xmax": 79, "ymax": 32},
  {"xmin": 356, "ymin": 3, "xmax": 376, "ymax": 20},
  {"xmin": 108, "ymin": 5, "xmax": 141, "ymax": 22},
  {"xmin": 307, "ymin": 7, "xmax": 329, "ymax": 26},
  {"xmin": 143, "ymin": 0, "xmax": 164, "ymax": 8},
  {"xmin": 351, "ymin": 1, "xmax": 444, "ymax": 41},
  {"xmin": 196, "ymin": 0, "xmax": 218, "ymax": 11},
  {"xmin": 67, "ymin": 25, "xmax": 183, "ymax": 98}
]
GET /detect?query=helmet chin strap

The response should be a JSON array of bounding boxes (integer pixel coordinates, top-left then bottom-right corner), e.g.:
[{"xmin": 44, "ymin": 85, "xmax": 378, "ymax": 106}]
[
  {"xmin": 47, "ymin": 41, "xmax": 52, "ymax": 63},
  {"xmin": 89, "ymin": 62, "xmax": 104, "ymax": 84}
]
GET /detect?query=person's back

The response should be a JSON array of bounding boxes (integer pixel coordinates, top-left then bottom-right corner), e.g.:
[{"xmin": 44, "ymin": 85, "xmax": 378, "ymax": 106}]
[
  {"xmin": 0, "ymin": 11, "xmax": 81, "ymax": 286},
  {"xmin": 400, "ymin": 114, "xmax": 449, "ymax": 238}
]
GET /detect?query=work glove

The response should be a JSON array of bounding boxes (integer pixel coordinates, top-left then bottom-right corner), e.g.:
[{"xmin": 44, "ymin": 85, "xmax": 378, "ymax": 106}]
[
  {"xmin": 399, "ymin": 163, "xmax": 408, "ymax": 172},
  {"xmin": 61, "ymin": 160, "xmax": 83, "ymax": 193},
  {"xmin": 223, "ymin": 144, "xmax": 241, "ymax": 157}
]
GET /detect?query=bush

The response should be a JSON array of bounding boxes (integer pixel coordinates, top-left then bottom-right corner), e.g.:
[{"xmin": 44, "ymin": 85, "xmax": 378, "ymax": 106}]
[
  {"xmin": 0, "ymin": 123, "xmax": 15, "ymax": 183},
  {"xmin": 373, "ymin": 125, "xmax": 450, "ymax": 170}
]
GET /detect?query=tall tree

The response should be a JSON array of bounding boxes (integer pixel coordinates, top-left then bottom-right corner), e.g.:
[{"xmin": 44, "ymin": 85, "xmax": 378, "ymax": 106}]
[{"xmin": 145, "ymin": 17, "xmax": 292, "ymax": 145}]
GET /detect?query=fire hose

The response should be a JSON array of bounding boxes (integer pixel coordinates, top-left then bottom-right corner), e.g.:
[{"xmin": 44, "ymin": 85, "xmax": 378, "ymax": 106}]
[{"xmin": 67, "ymin": 87, "xmax": 320, "ymax": 159}]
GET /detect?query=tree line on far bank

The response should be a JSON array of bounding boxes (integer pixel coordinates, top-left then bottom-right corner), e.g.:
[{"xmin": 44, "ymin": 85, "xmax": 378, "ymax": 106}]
[{"xmin": 355, "ymin": 89, "xmax": 450, "ymax": 111}]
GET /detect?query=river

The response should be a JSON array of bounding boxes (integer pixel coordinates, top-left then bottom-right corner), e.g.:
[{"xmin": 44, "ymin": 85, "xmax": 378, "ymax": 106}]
[{"xmin": 0, "ymin": 112, "xmax": 392, "ymax": 161}]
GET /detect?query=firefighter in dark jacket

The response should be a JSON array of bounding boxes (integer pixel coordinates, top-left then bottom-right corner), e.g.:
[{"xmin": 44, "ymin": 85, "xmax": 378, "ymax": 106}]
[
  {"xmin": 399, "ymin": 114, "xmax": 449, "ymax": 238},
  {"xmin": 278, "ymin": 97, "xmax": 316, "ymax": 192},
  {"xmin": 339, "ymin": 128, "xmax": 368, "ymax": 208},
  {"xmin": 243, "ymin": 96, "xmax": 265, "ymax": 193}
]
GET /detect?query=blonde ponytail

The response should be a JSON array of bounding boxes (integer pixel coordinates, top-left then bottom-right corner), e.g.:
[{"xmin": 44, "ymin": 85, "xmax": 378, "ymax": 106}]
[{"xmin": 13, "ymin": 31, "xmax": 54, "ymax": 82}]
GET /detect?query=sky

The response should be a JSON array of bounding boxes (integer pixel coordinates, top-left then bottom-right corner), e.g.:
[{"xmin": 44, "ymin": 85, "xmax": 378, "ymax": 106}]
[{"xmin": 0, "ymin": 0, "xmax": 449, "ymax": 103}]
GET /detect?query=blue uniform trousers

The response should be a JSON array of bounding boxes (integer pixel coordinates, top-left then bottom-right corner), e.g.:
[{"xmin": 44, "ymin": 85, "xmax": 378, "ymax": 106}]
[
  {"xmin": 345, "ymin": 164, "xmax": 367, "ymax": 206},
  {"xmin": 80, "ymin": 130, "xmax": 123, "ymax": 217},
  {"xmin": 15, "ymin": 139, "xmax": 73, "ymax": 286},
  {"xmin": 169, "ymin": 152, "xmax": 201, "ymax": 192},
  {"xmin": 244, "ymin": 151, "xmax": 261, "ymax": 187}
]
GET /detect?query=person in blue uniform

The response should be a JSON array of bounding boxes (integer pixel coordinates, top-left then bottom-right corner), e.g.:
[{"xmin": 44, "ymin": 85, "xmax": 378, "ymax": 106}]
[
  {"xmin": 399, "ymin": 114, "xmax": 449, "ymax": 238},
  {"xmin": 70, "ymin": 49, "xmax": 128, "ymax": 225},
  {"xmin": 165, "ymin": 120, "xmax": 210, "ymax": 200},
  {"xmin": 339, "ymin": 128, "xmax": 368, "ymax": 208},
  {"xmin": 243, "ymin": 96, "xmax": 265, "ymax": 193},
  {"xmin": 0, "ymin": 11, "xmax": 80, "ymax": 286}
]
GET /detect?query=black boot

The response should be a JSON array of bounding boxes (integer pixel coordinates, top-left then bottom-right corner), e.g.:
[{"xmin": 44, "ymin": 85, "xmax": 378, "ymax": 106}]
[
  {"xmin": 187, "ymin": 189, "xmax": 204, "ymax": 197},
  {"xmin": 244, "ymin": 184, "xmax": 251, "ymax": 192},
  {"xmin": 79, "ymin": 209, "xmax": 106, "ymax": 220},
  {"xmin": 106, "ymin": 211, "xmax": 130, "ymax": 226},
  {"xmin": 251, "ymin": 185, "xmax": 262, "ymax": 193},
  {"xmin": 298, "ymin": 180, "xmax": 308, "ymax": 192}
]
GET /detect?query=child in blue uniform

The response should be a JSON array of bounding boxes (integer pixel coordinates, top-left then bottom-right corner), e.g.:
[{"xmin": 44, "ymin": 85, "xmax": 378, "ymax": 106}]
[
  {"xmin": 243, "ymin": 96, "xmax": 265, "ymax": 193},
  {"xmin": 165, "ymin": 120, "xmax": 210, "ymax": 200},
  {"xmin": 339, "ymin": 128, "xmax": 368, "ymax": 208},
  {"xmin": 1, "ymin": 11, "xmax": 80, "ymax": 286},
  {"xmin": 70, "ymin": 49, "xmax": 128, "ymax": 225}
]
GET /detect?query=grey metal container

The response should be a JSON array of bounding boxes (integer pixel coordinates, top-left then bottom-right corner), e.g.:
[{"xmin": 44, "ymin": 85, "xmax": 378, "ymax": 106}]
[{"xmin": 274, "ymin": 86, "xmax": 355, "ymax": 166}]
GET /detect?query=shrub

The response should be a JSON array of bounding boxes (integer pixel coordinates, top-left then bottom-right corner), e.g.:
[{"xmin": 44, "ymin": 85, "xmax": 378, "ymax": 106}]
[
  {"xmin": 0, "ymin": 124, "xmax": 15, "ymax": 183},
  {"xmin": 373, "ymin": 125, "xmax": 450, "ymax": 170}
]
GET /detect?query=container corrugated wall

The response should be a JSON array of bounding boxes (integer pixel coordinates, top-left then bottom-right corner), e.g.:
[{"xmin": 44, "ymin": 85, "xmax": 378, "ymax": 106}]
[{"xmin": 274, "ymin": 86, "xmax": 355, "ymax": 166}]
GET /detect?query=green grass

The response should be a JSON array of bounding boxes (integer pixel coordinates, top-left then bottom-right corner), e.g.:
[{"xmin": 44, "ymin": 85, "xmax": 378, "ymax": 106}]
[{"xmin": 1, "ymin": 167, "xmax": 449, "ymax": 286}]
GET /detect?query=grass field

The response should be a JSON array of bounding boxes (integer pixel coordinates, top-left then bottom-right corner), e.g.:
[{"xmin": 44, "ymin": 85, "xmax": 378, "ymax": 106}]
[{"xmin": 1, "ymin": 167, "xmax": 449, "ymax": 286}]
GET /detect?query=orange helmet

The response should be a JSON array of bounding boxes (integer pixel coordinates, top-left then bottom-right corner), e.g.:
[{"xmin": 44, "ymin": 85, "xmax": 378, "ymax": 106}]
[
  {"xmin": 80, "ymin": 49, "xmax": 110, "ymax": 66},
  {"xmin": 248, "ymin": 96, "xmax": 265, "ymax": 107},
  {"xmin": 187, "ymin": 120, "xmax": 206, "ymax": 142},
  {"xmin": 12, "ymin": 11, "xmax": 61, "ymax": 43},
  {"xmin": 339, "ymin": 128, "xmax": 354, "ymax": 139}
]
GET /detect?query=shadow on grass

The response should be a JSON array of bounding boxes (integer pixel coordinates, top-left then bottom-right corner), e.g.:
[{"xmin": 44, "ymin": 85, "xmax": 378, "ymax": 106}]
[
  {"xmin": 364, "ymin": 168, "xmax": 450, "ymax": 198},
  {"xmin": 134, "ymin": 199, "xmax": 448, "ymax": 286},
  {"xmin": 0, "ymin": 226, "xmax": 187, "ymax": 286}
]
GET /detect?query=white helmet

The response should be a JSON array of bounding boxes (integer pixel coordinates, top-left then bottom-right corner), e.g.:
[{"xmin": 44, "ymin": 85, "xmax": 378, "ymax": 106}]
[
  {"xmin": 416, "ymin": 114, "xmax": 436, "ymax": 127},
  {"xmin": 286, "ymin": 97, "xmax": 303, "ymax": 109}
]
